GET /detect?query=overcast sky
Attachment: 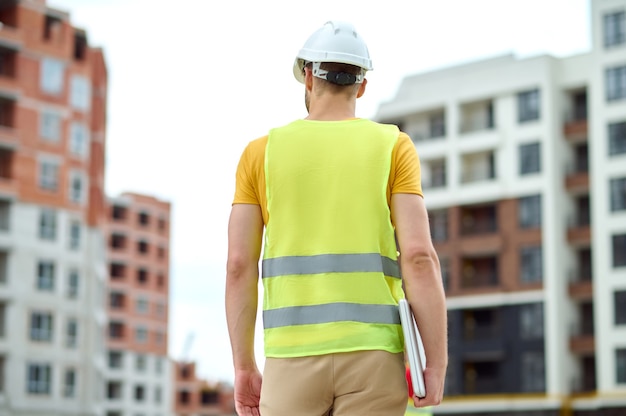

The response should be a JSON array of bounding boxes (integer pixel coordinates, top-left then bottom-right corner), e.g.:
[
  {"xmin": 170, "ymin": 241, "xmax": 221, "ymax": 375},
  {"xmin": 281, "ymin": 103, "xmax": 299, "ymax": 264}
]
[{"xmin": 49, "ymin": 0, "xmax": 591, "ymax": 383}]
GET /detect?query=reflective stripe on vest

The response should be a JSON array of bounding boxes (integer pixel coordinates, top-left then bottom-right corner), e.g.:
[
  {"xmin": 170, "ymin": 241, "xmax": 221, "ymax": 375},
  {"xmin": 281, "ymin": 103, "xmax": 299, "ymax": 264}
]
[
  {"xmin": 263, "ymin": 302, "xmax": 401, "ymax": 329},
  {"xmin": 262, "ymin": 253, "xmax": 401, "ymax": 279}
]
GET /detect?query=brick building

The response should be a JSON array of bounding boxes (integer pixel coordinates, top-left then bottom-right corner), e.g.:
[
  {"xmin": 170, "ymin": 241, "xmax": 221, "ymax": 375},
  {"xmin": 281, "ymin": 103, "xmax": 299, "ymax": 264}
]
[
  {"xmin": 376, "ymin": 0, "xmax": 626, "ymax": 414},
  {"xmin": 0, "ymin": 0, "xmax": 108, "ymax": 414},
  {"xmin": 174, "ymin": 361, "xmax": 235, "ymax": 416}
]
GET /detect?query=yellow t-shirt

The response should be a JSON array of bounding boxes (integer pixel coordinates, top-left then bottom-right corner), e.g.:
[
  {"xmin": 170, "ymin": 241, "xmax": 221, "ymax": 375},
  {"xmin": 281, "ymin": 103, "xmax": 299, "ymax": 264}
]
[{"xmin": 233, "ymin": 123, "xmax": 423, "ymax": 224}]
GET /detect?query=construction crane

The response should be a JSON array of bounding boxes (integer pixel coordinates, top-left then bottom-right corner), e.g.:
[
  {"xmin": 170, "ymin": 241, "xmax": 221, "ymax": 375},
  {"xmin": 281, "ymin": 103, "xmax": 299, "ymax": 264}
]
[{"xmin": 181, "ymin": 332, "xmax": 195, "ymax": 363}]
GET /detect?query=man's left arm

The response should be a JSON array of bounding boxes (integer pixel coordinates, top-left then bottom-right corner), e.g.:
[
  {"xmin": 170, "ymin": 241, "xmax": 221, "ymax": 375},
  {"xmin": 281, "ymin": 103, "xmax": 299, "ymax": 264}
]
[{"xmin": 225, "ymin": 203, "xmax": 264, "ymax": 415}]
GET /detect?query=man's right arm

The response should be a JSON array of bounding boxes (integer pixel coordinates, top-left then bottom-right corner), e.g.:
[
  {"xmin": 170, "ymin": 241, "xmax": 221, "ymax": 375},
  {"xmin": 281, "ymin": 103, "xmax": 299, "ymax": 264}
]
[{"xmin": 391, "ymin": 193, "xmax": 448, "ymax": 407}]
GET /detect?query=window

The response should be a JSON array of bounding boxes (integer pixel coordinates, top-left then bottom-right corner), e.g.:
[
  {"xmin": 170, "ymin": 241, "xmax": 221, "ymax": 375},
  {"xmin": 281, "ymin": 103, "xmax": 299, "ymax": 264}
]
[
  {"xmin": 134, "ymin": 384, "xmax": 145, "ymax": 401},
  {"xmin": 154, "ymin": 386, "xmax": 162, "ymax": 404},
  {"xmin": 0, "ymin": 303, "xmax": 5, "ymax": 338},
  {"xmin": 40, "ymin": 58, "xmax": 64, "ymax": 94},
  {"xmin": 70, "ymin": 75, "xmax": 90, "ymax": 111},
  {"xmin": 617, "ymin": 348, "xmax": 626, "ymax": 384},
  {"xmin": 137, "ymin": 240, "xmax": 149, "ymax": 254},
  {"xmin": 135, "ymin": 354, "xmax": 146, "ymax": 371},
  {"xmin": 136, "ymin": 297, "xmax": 149, "ymax": 314},
  {"xmin": 69, "ymin": 122, "xmax": 89, "ymax": 157},
  {"xmin": 110, "ymin": 262, "xmax": 126, "ymax": 279},
  {"xmin": 27, "ymin": 363, "xmax": 51, "ymax": 394},
  {"xmin": 30, "ymin": 312, "xmax": 53, "ymax": 342},
  {"xmin": 69, "ymin": 221, "xmax": 81, "ymax": 250},
  {"xmin": 156, "ymin": 273, "xmax": 166, "ymax": 288},
  {"xmin": 112, "ymin": 205, "xmax": 127, "ymax": 220},
  {"xmin": 519, "ymin": 142, "xmax": 541, "ymax": 175},
  {"xmin": 106, "ymin": 381, "xmax": 123, "ymax": 399},
  {"xmin": 39, "ymin": 160, "xmax": 59, "ymax": 191},
  {"xmin": 39, "ymin": 209, "xmax": 57, "ymax": 240},
  {"xmin": 155, "ymin": 357, "xmax": 163, "ymax": 374},
  {"xmin": 518, "ymin": 89, "xmax": 540, "ymax": 122},
  {"xmin": 604, "ymin": 11, "xmax": 626, "ymax": 48},
  {"xmin": 157, "ymin": 246, "xmax": 166, "ymax": 259},
  {"xmin": 615, "ymin": 290, "xmax": 626, "ymax": 325},
  {"xmin": 155, "ymin": 302, "xmax": 166, "ymax": 318},
  {"xmin": 108, "ymin": 321, "xmax": 124, "ymax": 339},
  {"xmin": 611, "ymin": 177, "xmax": 626, "ymax": 211},
  {"xmin": 158, "ymin": 217, "xmax": 166, "ymax": 232},
  {"xmin": 613, "ymin": 234, "xmax": 626, "ymax": 267},
  {"xmin": 520, "ymin": 246, "xmax": 543, "ymax": 283},
  {"xmin": 518, "ymin": 194, "xmax": 542, "ymax": 228},
  {"xmin": 108, "ymin": 351, "xmax": 123, "ymax": 369},
  {"xmin": 155, "ymin": 330, "xmax": 165, "ymax": 345},
  {"xmin": 201, "ymin": 389, "xmax": 220, "ymax": 405},
  {"xmin": 63, "ymin": 368, "xmax": 76, "ymax": 397},
  {"xmin": 135, "ymin": 326, "xmax": 148, "ymax": 343},
  {"xmin": 138, "ymin": 211, "xmax": 150, "ymax": 226},
  {"xmin": 69, "ymin": 172, "xmax": 84, "ymax": 204},
  {"xmin": 110, "ymin": 233, "xmax": 126, "ymax": 250},
  {"xmin": 37, "ymin": 261, "xmax": 55, "ymax": 291},
  {"xmin": 137, "ymin": 268, "xmax": 148, "ymax": 284},
  {"xmin": 0, "ymin": 355, "xmax": 4, "ymax": 393},
  {"xmin": 429, "ymin": 112, "xmax": 446, "ymax": 138},
  {"xmin": 67, "ymin": 269, "xmax": 79, "ymax": 298},
  {"xmin": 424, "ymin": 158, "xmax": 446, "ymax": 189},
  {"xmin": 606, "ymin": 65, "xmax": 626, "ymax": 101},
  {"xmin": 66, "ymin": 318, "xmax": 78, "ymax": 348},
  {"xmin": 178, "ymin": 390, "xmax": 191, "ymax": 404},
  {"xmin": 520, "ymin": 303, "xmax": 544, "ymax": 339},
  {"xmin": 40, "ymin": 110, "xmax": 61, "ymax": 142},
  {"xmin": 609, "ymin": 121, "xmax": 626, "ymax": 155},
  {"xmin": 521, "ymin": 352, "xmax": 545, "ymax": 392},
  {"xmin": 109, "ymin": 291, "xmax": 125, "ymax": 309},
  {"xmin": 430, "ymin": 209, "xmax": 448, "ymax": 242}
]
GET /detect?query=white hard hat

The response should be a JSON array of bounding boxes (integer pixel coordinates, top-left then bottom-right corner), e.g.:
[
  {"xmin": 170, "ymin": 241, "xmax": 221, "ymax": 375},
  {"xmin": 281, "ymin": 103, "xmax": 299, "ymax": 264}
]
[{"xmin": 293, "ymin": 20, "xmax": 373, "ymax": 84}]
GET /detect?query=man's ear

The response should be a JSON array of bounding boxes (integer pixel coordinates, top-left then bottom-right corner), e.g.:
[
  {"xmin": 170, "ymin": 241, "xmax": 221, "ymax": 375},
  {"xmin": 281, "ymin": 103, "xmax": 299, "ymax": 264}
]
[
  {"xmin": 304, "ymin": 67, "xmax": 314, "ymax": 91},
  {"xmin": 357, "ymin": 78, "xmax": 367, "ymax": 98}
]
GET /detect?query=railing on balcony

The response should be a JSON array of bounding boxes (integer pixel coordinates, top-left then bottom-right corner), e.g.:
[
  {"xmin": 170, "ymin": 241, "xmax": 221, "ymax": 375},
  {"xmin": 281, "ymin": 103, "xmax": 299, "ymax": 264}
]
[{"xmin": 461, "ymin": 270, "xmax": 498, "ymax": 288}]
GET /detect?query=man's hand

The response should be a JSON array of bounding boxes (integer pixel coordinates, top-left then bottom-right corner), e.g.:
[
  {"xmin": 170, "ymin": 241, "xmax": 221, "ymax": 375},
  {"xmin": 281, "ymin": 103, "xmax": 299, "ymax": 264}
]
[
  {"xmin": 234, "ymin": 368, "xmax": 263, "ymax": 416},
  {"xmin": 412, "ymin": 366, "xmax": 446, "ymax": 408}
]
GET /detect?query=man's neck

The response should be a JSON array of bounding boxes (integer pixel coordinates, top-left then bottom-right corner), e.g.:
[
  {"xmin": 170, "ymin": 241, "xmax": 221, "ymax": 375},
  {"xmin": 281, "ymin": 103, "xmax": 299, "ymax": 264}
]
[{"xmin": 305, "ymin": 95, "xmax": 357, "ymax": 121}]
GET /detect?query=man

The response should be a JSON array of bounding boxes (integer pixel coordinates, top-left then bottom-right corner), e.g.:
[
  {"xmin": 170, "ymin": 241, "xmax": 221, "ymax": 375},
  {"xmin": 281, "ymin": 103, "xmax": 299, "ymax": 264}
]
[{"xmin": 226, "ymin": 21, "xmax": 447, "ymax": 416}]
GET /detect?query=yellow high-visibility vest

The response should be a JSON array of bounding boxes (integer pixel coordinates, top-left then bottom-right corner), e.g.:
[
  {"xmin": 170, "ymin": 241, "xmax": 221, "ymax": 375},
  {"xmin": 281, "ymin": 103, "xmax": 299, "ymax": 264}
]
[{"xmin": 262, "ymin": 119, "xmax": 405, "ymax": 357}]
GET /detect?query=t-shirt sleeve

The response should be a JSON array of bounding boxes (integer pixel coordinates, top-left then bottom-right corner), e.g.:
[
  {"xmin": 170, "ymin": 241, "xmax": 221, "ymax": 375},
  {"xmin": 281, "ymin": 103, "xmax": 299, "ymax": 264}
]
[
  {"xmin": 391, "ymin": 132, "xmax": 423, "ymax": 197},
  {"xmin": 232, "ymin": 137, "xmax": 267, "ymax": 205}
]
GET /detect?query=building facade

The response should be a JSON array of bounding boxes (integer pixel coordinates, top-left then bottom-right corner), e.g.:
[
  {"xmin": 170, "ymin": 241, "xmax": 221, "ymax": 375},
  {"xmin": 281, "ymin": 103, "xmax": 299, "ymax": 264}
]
[
  {"xmin": 173, "ymin": 361, "xmax": 235, "ymax": 416},
  {"xmin": 0, "ymin": 1, "xmax": 176, "ymax": 416},
  {"xmin": 375, "ymin": 0, "xmax": 626, "ymax": 414},
  {"xmin": 0, "ymin": 0, "xmax": 108, "ymax": 415},
  {"xmin": 104, "ymin": 193, "xmax": 173, "ymax": 416}
]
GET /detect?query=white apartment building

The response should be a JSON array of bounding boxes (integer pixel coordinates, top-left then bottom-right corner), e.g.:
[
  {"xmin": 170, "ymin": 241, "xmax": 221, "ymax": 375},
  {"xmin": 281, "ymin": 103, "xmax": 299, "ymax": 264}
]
[
  {"xmin": 375, "ymin": 0, "xmax": 626, "ymax": 414},
  {"xmin": 0, "ymin": 204, "xmax": 107, "ymax": 416}
]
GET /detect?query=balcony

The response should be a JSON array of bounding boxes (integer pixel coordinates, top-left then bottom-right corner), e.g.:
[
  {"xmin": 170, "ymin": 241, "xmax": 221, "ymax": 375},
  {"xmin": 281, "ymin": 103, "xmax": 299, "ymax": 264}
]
[
  {"xmin": 460, "ymin": 99, "xmax": 494, "ymax": 135},
  {"xmin": 563, "ymin": 89, "xmax": 588, "ymax": 140},
  {"xmin": 569, "ymin": 333, "xmax": 595, "ymax": 354},
  {"xmin": 461, "ymin": 256, "xmax": 499, "ymax": 289},
  {"xmin": 461, "ymin": 151, "xmax": 496, "ymax": 184},
  {"xmin": 460, "ymin": 204, "xmax": 497, "ymax": 236},
  {"xmin": 563, "ymin": 119, "xmax": 588, "ymax": 139},
  {"xmin": 568, "ymin": 273, "xmax": 593, "ymax": 300},
  {"xmin": 570, "ymin": 303, "xmax": 595, "ymax": 354},
  {"xmin": 407, "ymin": 109, "xmax": 446, "ymax": 143},
  {"xmin": 422, "ymin": 158, "xmax": 447, "ymax": 190}
]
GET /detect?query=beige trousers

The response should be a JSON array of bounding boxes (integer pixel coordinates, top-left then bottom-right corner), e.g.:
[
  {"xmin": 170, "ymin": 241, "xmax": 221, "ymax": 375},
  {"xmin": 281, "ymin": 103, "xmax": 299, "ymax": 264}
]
[{"xmin": 260, "ymin": 350, "xmax": 408, "ymax": 416}]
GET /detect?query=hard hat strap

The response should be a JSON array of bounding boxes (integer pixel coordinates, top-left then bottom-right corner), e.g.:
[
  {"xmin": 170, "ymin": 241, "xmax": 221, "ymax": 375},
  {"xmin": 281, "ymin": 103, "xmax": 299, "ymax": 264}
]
[{"xmin": 311, "ymin": 62, "xmax": 364, "ymax": 85}]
